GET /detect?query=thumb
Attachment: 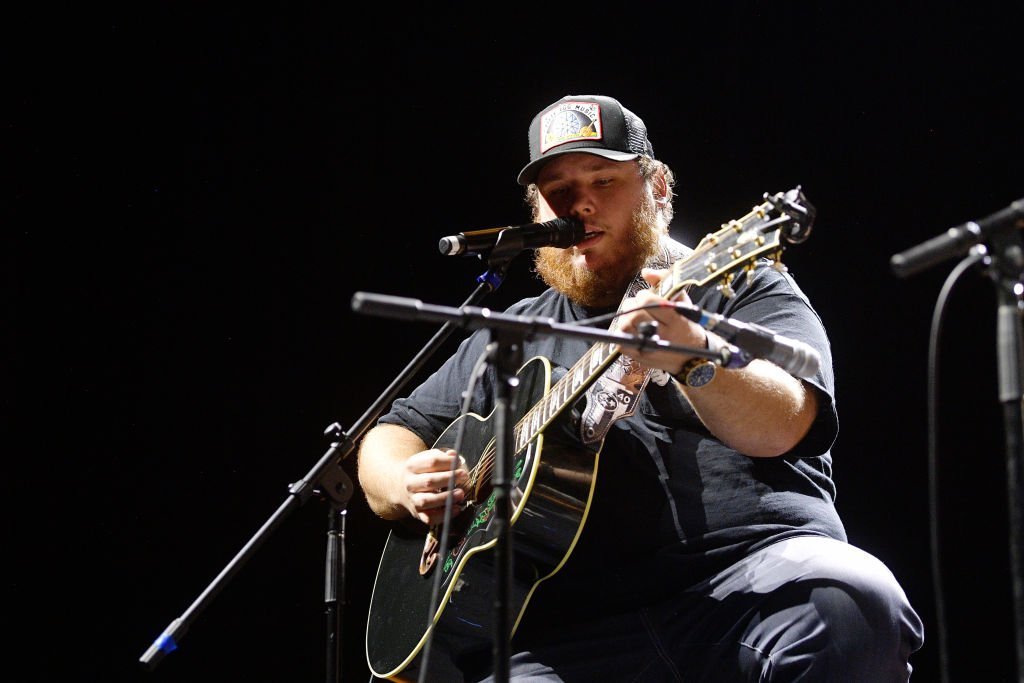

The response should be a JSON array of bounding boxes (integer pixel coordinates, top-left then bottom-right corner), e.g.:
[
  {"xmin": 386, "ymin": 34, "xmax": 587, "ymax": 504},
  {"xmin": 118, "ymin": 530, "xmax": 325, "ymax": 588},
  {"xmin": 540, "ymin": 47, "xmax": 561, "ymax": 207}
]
[{"xmin": 641, "ymin": 267, "xmax": 668, "ymax": 287}]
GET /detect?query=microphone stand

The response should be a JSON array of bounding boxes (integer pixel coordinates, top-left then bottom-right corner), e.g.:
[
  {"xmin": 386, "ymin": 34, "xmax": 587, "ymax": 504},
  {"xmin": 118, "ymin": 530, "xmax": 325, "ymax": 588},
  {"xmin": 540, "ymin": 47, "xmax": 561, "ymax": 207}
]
[
  {"xmin": 489, "ymin": 325, "xmax": 521, "ymax": 683},
  {"xmin": 983, "ymin": 227, "xmax": 1024, "ymax": 678},
  {"xmin": 892, "ymin": 213, "xmax": 1024, "ymax": 678},
  {"xmin": 139, "ymin": 254, "xmax": 517, "ymax": 682},
  {"xmin": 350, "ymin": 291, "xmax": 731, "ymax": 683},
  {"xmin": 482, "ymin": 217, "xmax": 558, "ymax": 683}
]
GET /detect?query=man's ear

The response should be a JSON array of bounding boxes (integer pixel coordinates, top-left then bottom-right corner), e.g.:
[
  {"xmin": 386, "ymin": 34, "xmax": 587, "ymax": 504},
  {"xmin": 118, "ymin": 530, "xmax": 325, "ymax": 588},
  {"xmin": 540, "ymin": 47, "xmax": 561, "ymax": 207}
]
[{"xmin": 651, "ymin": 168, "xmax": 670, "ymax": 207}]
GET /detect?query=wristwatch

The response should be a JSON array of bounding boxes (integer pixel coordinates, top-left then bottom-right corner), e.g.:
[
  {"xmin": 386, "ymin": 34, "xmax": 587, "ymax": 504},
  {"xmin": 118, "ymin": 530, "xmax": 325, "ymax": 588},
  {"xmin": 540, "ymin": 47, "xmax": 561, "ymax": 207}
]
[{"xmin": 675, "ymin": 357, "xmax": 717, "ymax": 388}]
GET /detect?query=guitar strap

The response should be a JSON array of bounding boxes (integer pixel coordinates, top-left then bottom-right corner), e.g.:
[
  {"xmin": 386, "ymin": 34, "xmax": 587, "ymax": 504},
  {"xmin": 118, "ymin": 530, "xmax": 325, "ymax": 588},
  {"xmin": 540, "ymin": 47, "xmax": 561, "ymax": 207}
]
[{"xmin": 578, "ymin": 235, "xmax": 692, "ymax": 445}]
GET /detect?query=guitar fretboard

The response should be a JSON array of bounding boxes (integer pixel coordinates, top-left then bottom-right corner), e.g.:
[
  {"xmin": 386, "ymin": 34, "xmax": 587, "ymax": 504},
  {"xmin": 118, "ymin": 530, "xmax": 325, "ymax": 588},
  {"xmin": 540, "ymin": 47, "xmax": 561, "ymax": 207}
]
[{"xmin": 513, "ymin": 339, "xmax": 620, "ymax": 453}]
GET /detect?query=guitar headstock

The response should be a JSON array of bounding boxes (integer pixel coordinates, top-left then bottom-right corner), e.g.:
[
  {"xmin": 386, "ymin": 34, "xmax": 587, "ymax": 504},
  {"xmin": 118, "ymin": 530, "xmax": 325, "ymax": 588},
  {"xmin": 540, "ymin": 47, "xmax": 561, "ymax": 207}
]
[{"xmin": 660, "ymin": 186, "xmax": 815, "ymax": 299}]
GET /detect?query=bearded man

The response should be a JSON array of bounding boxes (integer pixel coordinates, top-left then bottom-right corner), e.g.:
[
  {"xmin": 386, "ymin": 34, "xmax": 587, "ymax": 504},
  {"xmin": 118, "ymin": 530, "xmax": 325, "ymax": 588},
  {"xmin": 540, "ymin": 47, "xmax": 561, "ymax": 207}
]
[{"xmin": 358, "ymin": 94, "xmax": 923, "ymax": 682}]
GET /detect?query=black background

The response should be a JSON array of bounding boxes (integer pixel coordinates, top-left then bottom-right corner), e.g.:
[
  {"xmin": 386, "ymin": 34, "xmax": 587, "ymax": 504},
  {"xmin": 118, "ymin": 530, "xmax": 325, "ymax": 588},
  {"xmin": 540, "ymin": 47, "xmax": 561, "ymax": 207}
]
[{"xmin": 7, "ymin": 4, "xmax": 1023, "ymax": 682}]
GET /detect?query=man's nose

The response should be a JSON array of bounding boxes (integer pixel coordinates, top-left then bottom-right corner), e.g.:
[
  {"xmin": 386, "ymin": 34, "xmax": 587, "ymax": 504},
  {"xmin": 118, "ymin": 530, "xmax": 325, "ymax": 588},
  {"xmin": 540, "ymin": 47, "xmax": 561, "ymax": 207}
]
[{"xmin": 569, "ymin": 189, "xmax": 595, "ymax": 216}]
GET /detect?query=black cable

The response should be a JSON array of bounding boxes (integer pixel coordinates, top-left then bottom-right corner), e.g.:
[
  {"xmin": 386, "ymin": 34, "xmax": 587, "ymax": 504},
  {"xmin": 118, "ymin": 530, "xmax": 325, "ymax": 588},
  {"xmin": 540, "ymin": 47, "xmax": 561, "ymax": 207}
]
[
  {"xmin": 572, "ymin": 301, "xmax": 668, "ymax": 328},
  {"xmin": 927, "ymin": 246, "xmax": 991, "ymax": 683},
  {"xmin": 416, "ymin": 342, "xmax": 495, "ymax": 683}
]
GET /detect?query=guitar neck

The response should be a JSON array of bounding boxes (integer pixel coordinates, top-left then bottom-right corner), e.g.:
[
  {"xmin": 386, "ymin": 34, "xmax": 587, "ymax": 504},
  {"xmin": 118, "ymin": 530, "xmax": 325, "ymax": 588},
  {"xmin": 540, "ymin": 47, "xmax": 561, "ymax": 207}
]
[{"xmin": 513, "ymin": 340, "xmax": 620, "ymax": 453}]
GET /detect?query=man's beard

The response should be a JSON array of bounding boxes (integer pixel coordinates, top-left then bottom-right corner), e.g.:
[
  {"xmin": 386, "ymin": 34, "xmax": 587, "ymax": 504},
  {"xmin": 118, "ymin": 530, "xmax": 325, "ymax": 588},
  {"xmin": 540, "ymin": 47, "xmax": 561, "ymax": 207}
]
[{"xmin": 532, "ymin": 199, "xmax": 662, "ymax": 308}]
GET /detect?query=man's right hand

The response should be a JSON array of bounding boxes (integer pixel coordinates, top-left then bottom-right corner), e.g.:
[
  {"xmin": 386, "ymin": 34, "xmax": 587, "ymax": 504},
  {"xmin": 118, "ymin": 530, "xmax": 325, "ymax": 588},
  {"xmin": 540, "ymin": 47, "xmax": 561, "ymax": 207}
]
[
  {"xmin": 396, "ymin": 448, "xmax": 470, "ymax": 526},
  {"xmin": 358, "ymin": 424, "xmax": 473, "ymax": 524}
]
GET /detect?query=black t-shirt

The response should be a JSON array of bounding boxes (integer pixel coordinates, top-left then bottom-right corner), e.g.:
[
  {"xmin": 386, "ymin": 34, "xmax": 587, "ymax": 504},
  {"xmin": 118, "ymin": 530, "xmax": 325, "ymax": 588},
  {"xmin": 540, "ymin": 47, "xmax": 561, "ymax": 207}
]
[{"xmin": 379, "ymin": 256, "xmax": 843, "ymax": 631}]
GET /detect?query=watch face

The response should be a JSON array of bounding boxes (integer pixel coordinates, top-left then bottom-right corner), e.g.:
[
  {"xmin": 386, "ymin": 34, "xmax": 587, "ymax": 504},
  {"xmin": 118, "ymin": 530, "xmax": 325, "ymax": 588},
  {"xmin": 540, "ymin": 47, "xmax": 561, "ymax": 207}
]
[{"xmin": 686, "ymin": 362, "xmax": 716, "ymax": 387}]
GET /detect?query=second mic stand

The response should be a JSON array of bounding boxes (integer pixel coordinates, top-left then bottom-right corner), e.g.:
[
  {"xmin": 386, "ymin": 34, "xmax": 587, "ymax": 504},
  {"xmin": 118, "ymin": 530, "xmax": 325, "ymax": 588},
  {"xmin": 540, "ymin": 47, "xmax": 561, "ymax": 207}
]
[
  {"xmin": 982, "ymin": 227, "xmax": 1024, "ymax": 677},
  {"xmin": 891, "ymin": 206, "xmax": 1024, "ymax": 680}
]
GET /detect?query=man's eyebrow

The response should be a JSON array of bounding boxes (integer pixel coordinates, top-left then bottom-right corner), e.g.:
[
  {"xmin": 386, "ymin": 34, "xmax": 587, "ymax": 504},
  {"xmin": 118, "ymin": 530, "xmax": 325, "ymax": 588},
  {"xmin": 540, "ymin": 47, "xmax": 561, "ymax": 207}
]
[{"xmin": 539, "ymin": 159, "xmax": 623, "ymax": 184}]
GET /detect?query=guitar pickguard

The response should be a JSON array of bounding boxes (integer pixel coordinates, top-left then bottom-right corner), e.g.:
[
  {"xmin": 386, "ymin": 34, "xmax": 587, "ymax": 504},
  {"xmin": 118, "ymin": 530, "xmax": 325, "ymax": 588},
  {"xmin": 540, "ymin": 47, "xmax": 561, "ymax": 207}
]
[{"xmin": 579, "ymin": 354, "xmax": 649, "ymax": 445}]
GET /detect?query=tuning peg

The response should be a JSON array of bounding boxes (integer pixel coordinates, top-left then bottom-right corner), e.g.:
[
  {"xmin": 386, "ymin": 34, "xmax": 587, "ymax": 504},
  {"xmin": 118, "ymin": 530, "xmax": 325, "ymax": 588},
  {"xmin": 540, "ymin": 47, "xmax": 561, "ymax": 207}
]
[
  {"xmin": 717, "ymin": 273, "xmax": 736, "ymax": 298},
  {"xmin": 745, "ymin": 263, "xmax": 758, "ymax": 285},
  {"xmin": 772, "ymin": 259, "xmax": 788, "ymax": 273}
]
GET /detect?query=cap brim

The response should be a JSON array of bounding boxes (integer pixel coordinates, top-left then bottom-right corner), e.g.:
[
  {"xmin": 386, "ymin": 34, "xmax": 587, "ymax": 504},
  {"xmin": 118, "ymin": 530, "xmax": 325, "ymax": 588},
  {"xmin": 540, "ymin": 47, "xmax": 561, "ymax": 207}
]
[{"xmin": 516, "ymin": 148, "xmax": 640, "ymax": 186}]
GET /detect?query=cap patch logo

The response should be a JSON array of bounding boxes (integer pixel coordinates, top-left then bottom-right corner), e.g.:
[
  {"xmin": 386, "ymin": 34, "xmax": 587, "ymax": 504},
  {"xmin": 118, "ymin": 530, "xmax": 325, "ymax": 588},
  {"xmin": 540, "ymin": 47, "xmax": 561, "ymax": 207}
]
[{"xmin": 539, "ymin": 101, "xmax": 602, "ymax": 154}]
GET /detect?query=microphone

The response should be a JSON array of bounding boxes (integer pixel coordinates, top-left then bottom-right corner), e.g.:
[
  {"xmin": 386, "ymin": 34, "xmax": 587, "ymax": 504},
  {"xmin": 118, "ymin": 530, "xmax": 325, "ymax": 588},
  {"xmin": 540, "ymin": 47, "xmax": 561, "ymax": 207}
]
[
  {"xmin": 670, "ymin": 303, "xmax": 821, "ymax": 379},
  {"xmin": 889, "ymin": 197, "xmax": 1024, "ymax": 278},
  {"xmin": 438, "ymin": 216, "xmax": 585, "ymax": 256}
]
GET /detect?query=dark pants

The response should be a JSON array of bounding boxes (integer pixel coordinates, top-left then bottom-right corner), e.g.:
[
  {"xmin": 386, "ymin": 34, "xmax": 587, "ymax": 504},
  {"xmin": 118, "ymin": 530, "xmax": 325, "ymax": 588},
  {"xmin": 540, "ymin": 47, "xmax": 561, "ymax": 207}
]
[{"xmin": 460, "ymin": 536, "xmax": 924, "ymax": 682}]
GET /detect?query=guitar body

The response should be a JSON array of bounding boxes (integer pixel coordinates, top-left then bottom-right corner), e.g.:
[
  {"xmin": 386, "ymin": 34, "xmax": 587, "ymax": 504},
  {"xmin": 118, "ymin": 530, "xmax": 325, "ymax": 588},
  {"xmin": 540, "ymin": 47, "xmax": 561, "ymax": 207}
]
[{"xmin": 366, "ymin": 356, "xmax": 602, "ymax": 681}]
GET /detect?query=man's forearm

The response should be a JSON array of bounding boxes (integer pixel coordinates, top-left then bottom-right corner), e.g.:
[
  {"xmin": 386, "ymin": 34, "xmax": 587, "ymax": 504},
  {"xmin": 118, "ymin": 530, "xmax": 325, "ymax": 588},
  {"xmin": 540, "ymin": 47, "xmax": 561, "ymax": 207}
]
[
  {"xmin": 681, "ymin": 359, "xmax": 818, "ymax": 457},
  {"xmin": 357, "ymin": 423, "xmax": 428, "ymax": 519}
]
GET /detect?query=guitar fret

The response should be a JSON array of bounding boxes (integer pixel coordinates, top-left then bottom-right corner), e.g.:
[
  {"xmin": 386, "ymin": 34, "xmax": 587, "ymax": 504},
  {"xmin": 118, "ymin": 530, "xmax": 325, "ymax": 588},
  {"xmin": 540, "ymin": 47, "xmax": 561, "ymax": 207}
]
[
  {"xmin": 572, "ymin": 364, "xmax": 585, "ymax": 390},
  {"xmin": 549, "ymin": 383, "xmax": 562, "ymax": 417}
]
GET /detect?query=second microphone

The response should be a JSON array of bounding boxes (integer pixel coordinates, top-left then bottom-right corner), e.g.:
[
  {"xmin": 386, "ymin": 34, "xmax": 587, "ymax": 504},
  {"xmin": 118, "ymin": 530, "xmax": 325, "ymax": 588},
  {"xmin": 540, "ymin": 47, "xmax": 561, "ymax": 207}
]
[
  {"xmin": 438, "ymin": 216, "xmax": 585, "ymax": 256},
  {"xmin": 669, "ymin": 302, "xmax": 822, "ymax": 379}
]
